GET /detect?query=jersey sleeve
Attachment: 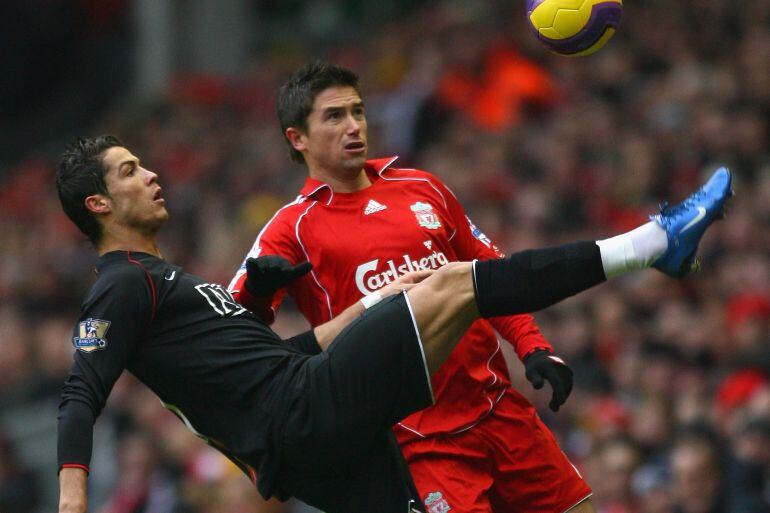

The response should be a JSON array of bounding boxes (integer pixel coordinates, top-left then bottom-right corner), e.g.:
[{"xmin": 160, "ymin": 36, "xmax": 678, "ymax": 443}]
[
  {"xmin": 57, "ymin": 266, "xmax": 154, "ymax": 473},
  {"xmin": 229, "ymin": 207, "xmax": 305, "ymax": 324},
  {"xmin": 428, "ymin": 174, "xmax": 555, "ymax": 360}
]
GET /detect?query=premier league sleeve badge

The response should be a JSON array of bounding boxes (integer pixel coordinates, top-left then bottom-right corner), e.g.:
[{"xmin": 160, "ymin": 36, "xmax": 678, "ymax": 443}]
[{"xmin": 73, "ymin": 318, "xmax": 111, "ymax": 353}]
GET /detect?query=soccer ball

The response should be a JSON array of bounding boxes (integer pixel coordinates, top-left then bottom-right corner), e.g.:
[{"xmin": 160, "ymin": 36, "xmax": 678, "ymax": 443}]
[{"xmin": 526, "ymin": 0, "xmax": 623, "ymax": 56}]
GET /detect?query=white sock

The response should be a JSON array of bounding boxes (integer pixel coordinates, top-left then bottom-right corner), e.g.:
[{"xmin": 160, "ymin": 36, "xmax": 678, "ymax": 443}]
[{"xmin": 596, "ymin": 222, "xmax": 668, "ymax": 278}]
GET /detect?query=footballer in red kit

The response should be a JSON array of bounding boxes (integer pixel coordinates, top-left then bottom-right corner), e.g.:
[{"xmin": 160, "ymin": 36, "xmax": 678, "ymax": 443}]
[{"xmin": 229, "ymin": 63, "xmax": 595, "ymax": 512}]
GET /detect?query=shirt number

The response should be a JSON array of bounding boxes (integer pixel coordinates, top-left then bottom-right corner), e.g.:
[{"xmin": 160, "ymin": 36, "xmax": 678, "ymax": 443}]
[{"xmin": 195, "ymin": 284, "xmax": 247, "ymax": 317}]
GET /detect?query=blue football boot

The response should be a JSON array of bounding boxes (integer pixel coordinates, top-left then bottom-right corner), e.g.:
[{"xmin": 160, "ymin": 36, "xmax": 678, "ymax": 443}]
[{"xmin": 651, "ymin": 167, "xmax": 733, "ymax": 278}]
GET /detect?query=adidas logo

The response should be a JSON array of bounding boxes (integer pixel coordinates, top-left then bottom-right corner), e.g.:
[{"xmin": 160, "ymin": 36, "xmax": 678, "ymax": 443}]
[{"xmin": 364, "ymin": 199, "xmax": 387, "ymax": 215}]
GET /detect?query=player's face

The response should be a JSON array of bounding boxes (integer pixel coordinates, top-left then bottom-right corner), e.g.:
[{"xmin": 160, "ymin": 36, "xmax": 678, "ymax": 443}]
[
  {"xmin": 99, "ymin": 146, "xmax": 168, "ymax": 233},
  {"xmin": 293, "ymin": 86, "xmax": 367, "ymax": 178}
]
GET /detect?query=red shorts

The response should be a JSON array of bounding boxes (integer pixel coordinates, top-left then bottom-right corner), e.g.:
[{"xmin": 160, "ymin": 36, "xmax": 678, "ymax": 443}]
[{"xmin": 401, "ymin": 388, "xmax": 592, "ymax": 513}]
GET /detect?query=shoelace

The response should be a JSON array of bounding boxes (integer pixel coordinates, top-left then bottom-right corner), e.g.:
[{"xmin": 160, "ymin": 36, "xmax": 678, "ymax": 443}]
[{"xmin": 655, "ymin": 183, "xmax": 710, "ymax": 222}]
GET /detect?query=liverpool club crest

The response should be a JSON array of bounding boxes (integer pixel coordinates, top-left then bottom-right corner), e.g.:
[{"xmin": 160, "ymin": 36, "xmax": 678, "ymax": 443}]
[
  {"xmin": 424, "ymin": 491, "xmax": 451, "ymax": 513},
  {"xmin": 411, "ymin": 201, "xmax": 441, "ymax": 230}
]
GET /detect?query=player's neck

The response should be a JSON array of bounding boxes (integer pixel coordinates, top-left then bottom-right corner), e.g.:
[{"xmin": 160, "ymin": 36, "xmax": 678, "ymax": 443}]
[
  {"xmin": 97, "ymin": 227, "xmax": 163, "ymax": 258},
  {"xmin": 309, "ymin": 167, "xmax": 371, "ymax": 193}
]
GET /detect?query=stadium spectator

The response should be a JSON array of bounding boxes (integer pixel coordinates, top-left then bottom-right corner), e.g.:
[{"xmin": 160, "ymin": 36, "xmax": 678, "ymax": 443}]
[
  {"xmin": 669, "ymin": 426, "xmax": 727, "ymax": 513},
  {"xmin": 0, "ymin": 432, "xmax": 39, "ymax": 513}
]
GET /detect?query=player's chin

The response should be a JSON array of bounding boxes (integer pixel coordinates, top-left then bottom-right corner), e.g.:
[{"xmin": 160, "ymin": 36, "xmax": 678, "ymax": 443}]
[
  {"xmin": 154, "ymin": 208, "xmax": 170, "ymax": 226},
  {"xmin": 140, "ymin": 212, "xmax": 168, "ymax": 236},
  {"xmin": 341, "ymin": 153, "xmax": 367, "ymax": 170}
]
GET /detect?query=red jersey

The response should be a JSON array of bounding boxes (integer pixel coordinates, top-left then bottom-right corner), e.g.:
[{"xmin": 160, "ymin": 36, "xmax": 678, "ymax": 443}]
[{"xmin": 229, "ymin": 157, "xmax": 553, "ymax": 442}]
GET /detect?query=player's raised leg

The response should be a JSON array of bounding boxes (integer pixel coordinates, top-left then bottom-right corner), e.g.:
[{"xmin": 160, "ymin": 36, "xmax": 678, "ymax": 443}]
[
  {"xmin": 281, "ymin": 167, "xmax": 730, "ymax": 511},
  {"xmin": 408, "ymin": 167, "xmax": 732, "ymax": 374}
]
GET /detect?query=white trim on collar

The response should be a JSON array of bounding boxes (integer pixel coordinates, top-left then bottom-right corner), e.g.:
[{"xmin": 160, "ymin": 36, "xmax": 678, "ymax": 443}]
[
  {"xmin": 302, "ymin": 183, "xmax": 334, "ymax": 205},
  {"xmin": 374, "ymin": 156, "xmax": 400, "ymax": 175},
  {"xmin": 301, "ymin": 156, "xmax": 399, "ymax": 204}
]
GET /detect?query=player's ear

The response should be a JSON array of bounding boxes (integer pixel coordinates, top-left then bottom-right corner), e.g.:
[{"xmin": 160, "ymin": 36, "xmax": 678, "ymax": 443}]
[
  {"xmin": 85, "ymin": 194, "xmax": 112, "ymax": 215},
  {"xmin": 285, "ymin": 127, "xmax": 307, "ymax": 153}
]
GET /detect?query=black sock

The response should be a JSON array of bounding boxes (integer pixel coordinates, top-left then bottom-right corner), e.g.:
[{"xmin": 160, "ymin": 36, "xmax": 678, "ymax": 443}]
[{"xmin": 472, "ymin": 241, "xmax": 607, "ymax": 318}]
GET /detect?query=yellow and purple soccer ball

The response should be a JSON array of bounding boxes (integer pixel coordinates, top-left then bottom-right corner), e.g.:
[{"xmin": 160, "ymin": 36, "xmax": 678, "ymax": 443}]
[{"xmin": 526, "ymin": 0, "xmax": 623, "ymax": 56}]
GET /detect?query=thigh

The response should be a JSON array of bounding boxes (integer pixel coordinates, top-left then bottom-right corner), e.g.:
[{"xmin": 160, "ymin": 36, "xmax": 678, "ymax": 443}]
[
  {"xmin": 481, "ymin": 390, "xmax": 592, "ymax": 513},
  {"xmin": 279, "ymin": 294, "xmax": 433, "ymax": 474},
  {"xmin": 401, "ymin": 434, "xmax": 494, "ymax": 513},
  {"xmin": 312, "ymin": 292, "xmax": 433, "ymax": 431}
]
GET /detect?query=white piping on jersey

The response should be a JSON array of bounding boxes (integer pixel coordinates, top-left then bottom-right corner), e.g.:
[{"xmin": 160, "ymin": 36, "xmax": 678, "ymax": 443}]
[
  {"xmin": 396, "ymin": 421, "xmax": 427, "ymax": 439},
  {"xmin": 378, "ymin": 169, "xmax": 458, "ymax": 242},
  {"xmin": 451, "ymin": 387, "xmax": 507, "ymax": 435},
  {"xmin": 374, "ymin": 156, "xmax": 400, "ymax": 174},
  {"xmin": 295, "ymin": 201, "xmax": 334, "ymax": 320},
  {"xmin": 485, "ymin": 337, "xmax": 502, "ymax": 388},
  {"xmin": 302, "ymin": 183, "xmax": 334, "ymax": 206},
  {"xmin": 227, "ymin": 194, "xmax": 305, "ymax": 292},
  {"xmin": 561, "ymin": 493, "xmax": 594, "ymax": 513},
  {"xmin": 396, "ymin": 337, "xmax": 506, "ymax": 438},
  {"xmin": 396, "ymin": 388, "xmax": 506, "ymax": 438}
]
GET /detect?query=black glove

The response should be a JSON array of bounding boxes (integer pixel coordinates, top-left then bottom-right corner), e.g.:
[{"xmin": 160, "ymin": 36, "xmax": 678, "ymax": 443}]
[
  {"xmin": 524, "ymin": 350, "xmax": 573, "ymax": 412},
  {"xmin": 245, "ymin": 256, "xmax": 313, "ymax": 296}
]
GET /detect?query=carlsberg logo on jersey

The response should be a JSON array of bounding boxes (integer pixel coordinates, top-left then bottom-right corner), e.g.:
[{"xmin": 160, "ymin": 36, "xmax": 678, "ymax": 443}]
[{"xmin": 355, "ymin": 251, "xmax": 449, "ymax": 295}]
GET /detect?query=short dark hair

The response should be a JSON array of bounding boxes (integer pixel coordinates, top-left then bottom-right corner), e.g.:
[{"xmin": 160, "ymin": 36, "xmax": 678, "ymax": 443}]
[
  {"xmin": 56, "ymin": 135, "xmax": 123, "ymax": 246},
  {"xmin": 276, "ymin": 62, "xmax": 361, "ymax": 163}
]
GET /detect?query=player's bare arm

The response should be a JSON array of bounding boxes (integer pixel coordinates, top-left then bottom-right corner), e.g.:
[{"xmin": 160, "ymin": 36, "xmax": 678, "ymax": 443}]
[{"xmin": 58, "ymin": 467, "xmax": 87, "ymax": 513}]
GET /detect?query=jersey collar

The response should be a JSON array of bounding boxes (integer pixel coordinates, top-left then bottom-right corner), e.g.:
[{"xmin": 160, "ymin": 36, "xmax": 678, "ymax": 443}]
[
  {"xmin": 299, "ymin": 156, "xmax": 399, "ymax": 204},
  {"xmin": 95, "ymin": 250, "xmax": 161, "ymax": 272}
]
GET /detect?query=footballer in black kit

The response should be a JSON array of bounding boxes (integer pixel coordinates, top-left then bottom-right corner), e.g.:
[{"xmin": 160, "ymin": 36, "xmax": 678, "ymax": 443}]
[
  {"xmin": 58, "ymin": 250, "xmax": 431, "ymax": 512},
  {"xmin": 56, "ymin": 136, "xmax": 728, "ymax": 513}
]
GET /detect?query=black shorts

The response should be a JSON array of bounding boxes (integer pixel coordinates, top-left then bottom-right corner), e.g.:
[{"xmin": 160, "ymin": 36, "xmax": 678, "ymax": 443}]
[{"xmin": 276, "ymin": 292, "xmax": 433, "ymax": 512}]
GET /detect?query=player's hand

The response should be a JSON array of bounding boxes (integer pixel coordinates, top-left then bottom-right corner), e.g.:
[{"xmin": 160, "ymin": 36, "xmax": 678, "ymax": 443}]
[
  {"xmin": 380, "ymin": 269, "xmax": 435, "ymax": 297},
  {"xmin": 524, "ymin": 350, "xmax": 573, "ymax": 412},
  {"xmin": 245, "ymin": 256, "xmax": 313, "ymax": 296}
]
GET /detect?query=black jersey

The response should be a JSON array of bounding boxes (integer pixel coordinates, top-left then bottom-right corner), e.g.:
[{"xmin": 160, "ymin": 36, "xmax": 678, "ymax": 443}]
[{"xmin": 58, "ymin": 250, "xmax": 321, "ymax": 498}]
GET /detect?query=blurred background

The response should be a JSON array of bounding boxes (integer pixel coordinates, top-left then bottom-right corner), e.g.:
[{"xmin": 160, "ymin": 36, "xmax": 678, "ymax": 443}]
[{"xmin": 1, "ymin": 0, "xmax": 768, "ymax": 512}]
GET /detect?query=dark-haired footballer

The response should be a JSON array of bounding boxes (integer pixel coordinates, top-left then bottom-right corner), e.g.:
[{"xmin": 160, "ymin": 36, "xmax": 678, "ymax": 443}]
[{"xmin": 56, "ymin": 135, "xmax": 730, "ymax": 513}]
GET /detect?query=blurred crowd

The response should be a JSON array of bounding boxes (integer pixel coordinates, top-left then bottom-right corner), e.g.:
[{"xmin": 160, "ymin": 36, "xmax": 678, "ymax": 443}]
[{"xmin": 1, "ymin": 0, "xmax": 768, "ymax": 512}]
